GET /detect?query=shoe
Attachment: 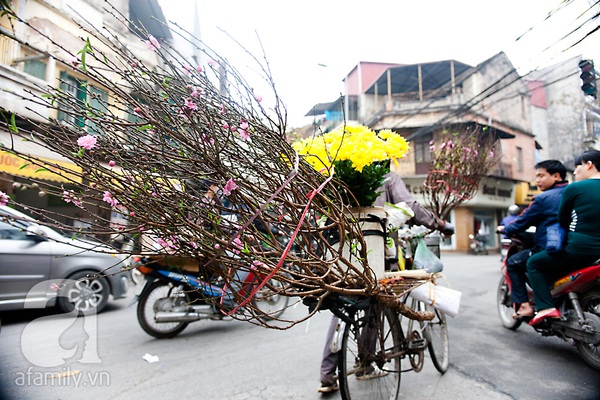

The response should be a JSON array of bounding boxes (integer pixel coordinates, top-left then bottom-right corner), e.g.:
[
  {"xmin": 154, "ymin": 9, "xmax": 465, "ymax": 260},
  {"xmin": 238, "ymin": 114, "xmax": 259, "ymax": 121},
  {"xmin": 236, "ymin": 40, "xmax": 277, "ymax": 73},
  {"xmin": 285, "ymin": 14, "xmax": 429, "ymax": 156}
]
[
  {"xmin": 317, "ymin": 382, "xmax": 339, "ymax": 393},
  {"xmin": 529, "ymin": 308, "xmax": 561, "ymax": 326},
  {"xmin": 513, "ymin": 303, "xmax": 534, "ymax": 319},
  {"xmin": 356, "ymin": 365, "xmax": 389, "ymax": 380}
]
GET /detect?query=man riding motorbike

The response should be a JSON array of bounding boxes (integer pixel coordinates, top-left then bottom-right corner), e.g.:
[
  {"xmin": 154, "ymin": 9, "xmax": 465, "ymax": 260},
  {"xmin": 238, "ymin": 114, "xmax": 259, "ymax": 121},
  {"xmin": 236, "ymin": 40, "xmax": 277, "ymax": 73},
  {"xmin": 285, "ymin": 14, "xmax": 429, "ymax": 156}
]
[
  {"xmin": 496, "ymin": 160, "xmax": 568, "ymax": 319},
  {"xmin": 527, "ymin": 150, "xmax": 600, "ymax": 325}
]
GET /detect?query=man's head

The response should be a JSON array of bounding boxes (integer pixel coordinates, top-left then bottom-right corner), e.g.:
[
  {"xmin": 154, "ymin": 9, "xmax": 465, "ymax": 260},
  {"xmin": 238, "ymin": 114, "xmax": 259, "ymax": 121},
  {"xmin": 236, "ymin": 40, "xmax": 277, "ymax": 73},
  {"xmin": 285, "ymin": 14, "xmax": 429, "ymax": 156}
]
[{"xmin": 534, "ymin": 160, "xmax": 566, "ymax": 191}]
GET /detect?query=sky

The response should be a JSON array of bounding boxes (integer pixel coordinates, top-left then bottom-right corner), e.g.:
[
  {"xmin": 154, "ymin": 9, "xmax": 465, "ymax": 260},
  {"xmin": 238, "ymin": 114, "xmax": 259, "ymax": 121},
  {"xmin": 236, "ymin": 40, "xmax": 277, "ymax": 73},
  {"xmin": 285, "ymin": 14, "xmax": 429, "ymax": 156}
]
[{"xmin": 156, "ymin": 0, "xmax": 600, "ymax": 128}]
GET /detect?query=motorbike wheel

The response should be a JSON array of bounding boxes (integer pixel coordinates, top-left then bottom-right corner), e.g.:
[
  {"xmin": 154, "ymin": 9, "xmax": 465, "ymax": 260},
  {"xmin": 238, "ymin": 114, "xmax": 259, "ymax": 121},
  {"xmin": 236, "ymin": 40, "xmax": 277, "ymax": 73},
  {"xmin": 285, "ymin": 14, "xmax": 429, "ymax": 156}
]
[
  {"xmin": 251, "ymin": 277, "xmax": 289, "ymax": 321},
  {"xmin": 137, "ymin": 281, "xmax": 189, "ymax": 339},
  {"xmin": 496, "ymin": 275, "xmax": 522, "ymax": 330},
  {"xmin": 574, "ymin": 289, "xmax": 600, "ymax": 371}
]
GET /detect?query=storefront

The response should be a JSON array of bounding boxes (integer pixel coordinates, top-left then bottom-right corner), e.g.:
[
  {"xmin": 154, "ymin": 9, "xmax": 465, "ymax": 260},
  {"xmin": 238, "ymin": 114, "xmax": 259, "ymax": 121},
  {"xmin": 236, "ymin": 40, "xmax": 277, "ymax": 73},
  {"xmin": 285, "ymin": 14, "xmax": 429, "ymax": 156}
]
[
  {"xmin": 402, "ymin": 175, "xmax": 519, "ymax": 252},
  {"xmin": 0, "ymin": 130, "xmax": 84, "ymax": 226}
]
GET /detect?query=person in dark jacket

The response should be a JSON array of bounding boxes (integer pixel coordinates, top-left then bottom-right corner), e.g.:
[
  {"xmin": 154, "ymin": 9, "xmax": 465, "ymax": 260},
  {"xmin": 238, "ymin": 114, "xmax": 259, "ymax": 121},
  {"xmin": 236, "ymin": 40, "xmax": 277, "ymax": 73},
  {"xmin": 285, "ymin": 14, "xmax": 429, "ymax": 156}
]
[
  {"xmin": 497, "ymin": 160, "xmax": 567, "ymax": 319},
  {"xmin": 527, "ymin": 150, "xmax": 600, "ymax": 325}
]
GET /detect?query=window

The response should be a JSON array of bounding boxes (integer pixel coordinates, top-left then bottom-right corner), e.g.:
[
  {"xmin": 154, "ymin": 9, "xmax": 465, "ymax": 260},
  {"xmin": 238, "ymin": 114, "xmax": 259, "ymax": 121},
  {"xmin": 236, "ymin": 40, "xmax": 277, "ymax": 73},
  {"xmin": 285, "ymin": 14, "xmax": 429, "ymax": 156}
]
[
  {"xmin": 23, "ymin": 59, "xmax": 46, "ymax": 80},
  {"xmin": 87, "ymin": 85, "xmax": 109, "ymax": 135},
  {"xmin": 0, "ymin": 220, "xmax": 29, "ymax": 240},
  {"xmin": 516, "ymin": 146, "xmax": 523, "ymax": 173},
  {"xmin": 57, "ymin": 71, "xmax": 108, "ymax": 134},
  {"xmin": 414, "ymin": 132, "xmax": 433, "ymax": 174},
  {"xmin": 347, "ymin": 96, "xmax": 358, "ymax": 120},
  {"xmin": 57, "ymin": 72, "xmax": 86, "ymax": 127}
]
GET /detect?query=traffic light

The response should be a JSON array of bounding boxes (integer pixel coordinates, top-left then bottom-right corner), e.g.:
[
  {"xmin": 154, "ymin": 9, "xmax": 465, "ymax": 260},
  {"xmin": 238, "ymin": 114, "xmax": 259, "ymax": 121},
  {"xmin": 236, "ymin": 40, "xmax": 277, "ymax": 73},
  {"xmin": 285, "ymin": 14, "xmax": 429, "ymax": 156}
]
[{"xmin": 578, "ymin": 59, "xmax": 597, "ymax": 98}]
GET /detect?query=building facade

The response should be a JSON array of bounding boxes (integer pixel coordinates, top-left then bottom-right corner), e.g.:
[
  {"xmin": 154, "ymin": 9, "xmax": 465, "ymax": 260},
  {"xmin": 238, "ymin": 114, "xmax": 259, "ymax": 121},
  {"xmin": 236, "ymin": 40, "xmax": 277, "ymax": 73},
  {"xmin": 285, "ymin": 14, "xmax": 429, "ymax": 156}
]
[
  {"xmin": 0, "ymin": 0, "xmax": 170, "ymax": 236},
  {"xmin": 308, "ymin": 52, "xmax": 540, "ymax": 252}
]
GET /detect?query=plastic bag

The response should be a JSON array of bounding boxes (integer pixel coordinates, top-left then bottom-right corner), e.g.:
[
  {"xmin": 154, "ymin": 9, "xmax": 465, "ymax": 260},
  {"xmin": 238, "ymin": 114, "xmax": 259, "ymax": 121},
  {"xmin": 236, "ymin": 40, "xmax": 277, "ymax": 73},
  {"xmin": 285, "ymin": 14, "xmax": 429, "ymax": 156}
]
[
  {"xmin": 384, "ymin": 201, "xmax": 415, "ymax": 229},
  {"xmin": 409, "ymin": 282, "xmax": 462, "ymax": 318},
  {"xmin": 329, "ymin": 318, "xmax": 346, "ymax": 353},
  {"xmin": 413, "ymin": 238, "xmax": 444, "ymax": 273},
  {"xmin": 546, "ymin": 222, "xmax": 567, "ymax": 255}
]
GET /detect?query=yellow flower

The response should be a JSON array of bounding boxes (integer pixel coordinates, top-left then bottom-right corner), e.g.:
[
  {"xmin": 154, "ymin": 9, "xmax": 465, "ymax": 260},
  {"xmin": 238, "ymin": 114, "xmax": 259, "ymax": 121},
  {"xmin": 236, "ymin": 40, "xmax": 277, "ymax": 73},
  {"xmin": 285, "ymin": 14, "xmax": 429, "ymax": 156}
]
[{"xmin": 293, "ymin": 125, "xmax": 409, "ymax": 173}]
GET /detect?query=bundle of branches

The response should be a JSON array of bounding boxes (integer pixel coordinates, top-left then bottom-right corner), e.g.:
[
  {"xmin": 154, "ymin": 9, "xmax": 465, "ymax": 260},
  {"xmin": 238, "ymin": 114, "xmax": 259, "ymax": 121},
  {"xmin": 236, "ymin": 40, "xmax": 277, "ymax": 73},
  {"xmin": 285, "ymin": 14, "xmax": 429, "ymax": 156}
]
[
  {"xmin": 0, "ymin": 3, "xmax": 423, "ymax": 328},
  {"xmin": 423, "ymin": 129, "xmax": 500, "ymax": 219}
]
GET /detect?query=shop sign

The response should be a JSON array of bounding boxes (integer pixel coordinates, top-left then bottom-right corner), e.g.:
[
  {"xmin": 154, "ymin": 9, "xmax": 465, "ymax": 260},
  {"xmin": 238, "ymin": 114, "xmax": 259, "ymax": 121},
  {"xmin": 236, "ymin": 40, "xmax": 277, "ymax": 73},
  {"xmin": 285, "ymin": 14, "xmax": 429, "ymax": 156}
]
[{"xmin": 0, "ymin": 151, "xmax": 82, "ymax": 183}]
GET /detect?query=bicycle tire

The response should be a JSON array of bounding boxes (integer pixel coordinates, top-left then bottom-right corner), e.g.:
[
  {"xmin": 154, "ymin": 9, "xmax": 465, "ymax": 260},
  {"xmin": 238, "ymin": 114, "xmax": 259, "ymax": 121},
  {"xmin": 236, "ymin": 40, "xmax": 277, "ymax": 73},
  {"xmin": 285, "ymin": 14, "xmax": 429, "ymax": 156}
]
[
  {"xmin": 398, "ymin": 298, "xmax": 426, "ymax": 372},
  {"xmin": 421, "ymin": 302, "xmax": 450, "ymax": 373},
  {"xmin": 338, "ymin": 304, "xmax": 402, "ymax": 400},
  {"xmin": 251, "ymin": 277, "xmax": 289, "ymax": 320}
]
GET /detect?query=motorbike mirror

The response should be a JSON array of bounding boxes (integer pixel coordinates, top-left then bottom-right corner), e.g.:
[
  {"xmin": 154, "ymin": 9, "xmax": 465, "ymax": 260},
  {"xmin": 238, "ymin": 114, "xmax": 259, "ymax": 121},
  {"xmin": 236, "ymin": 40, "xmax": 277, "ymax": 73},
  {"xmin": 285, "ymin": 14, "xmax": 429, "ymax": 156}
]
[{"xmin": 468, "ymin": 234, "xmax": 475, "ymax": 239}]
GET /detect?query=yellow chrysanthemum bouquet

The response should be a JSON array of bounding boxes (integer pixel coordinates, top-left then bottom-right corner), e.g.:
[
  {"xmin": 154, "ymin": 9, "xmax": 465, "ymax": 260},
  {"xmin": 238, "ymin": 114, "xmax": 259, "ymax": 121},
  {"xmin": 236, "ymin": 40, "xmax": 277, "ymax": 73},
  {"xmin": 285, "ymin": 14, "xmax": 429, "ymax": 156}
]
[{"xmin": 293, "ymin": 125, "xmax": 410, "ymax": 207}]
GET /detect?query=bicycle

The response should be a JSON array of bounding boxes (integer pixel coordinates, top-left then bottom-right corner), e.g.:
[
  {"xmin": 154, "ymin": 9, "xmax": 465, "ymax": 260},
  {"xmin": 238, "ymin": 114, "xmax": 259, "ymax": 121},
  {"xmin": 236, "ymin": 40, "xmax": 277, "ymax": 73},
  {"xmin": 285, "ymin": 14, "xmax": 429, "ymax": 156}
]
[
  {"xmin": 319, "ymin": 272, "xmax": 449, "ymax": 400},
  {"xmin": 400, "ymin": 296, "xmax": 449, "ymax": 374}
]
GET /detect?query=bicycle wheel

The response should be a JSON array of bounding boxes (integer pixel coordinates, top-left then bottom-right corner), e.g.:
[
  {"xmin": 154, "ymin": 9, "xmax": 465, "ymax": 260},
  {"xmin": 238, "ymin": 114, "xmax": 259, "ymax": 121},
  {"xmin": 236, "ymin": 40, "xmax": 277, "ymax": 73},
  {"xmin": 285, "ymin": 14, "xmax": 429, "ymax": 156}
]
[
  {"xmin": 338, "ymin": 304, "xmax": 402, "ymax": 400},
  {"xmin": 398, "ymin": 297, "xmax": 426, "ymax": 372},
  {"xmin": 421, "ymin": 302, "xmax": 450, "ymax": 373},
  {"xmin": 251, "ymin": 277, "xmax": 289, "ymax": 320}
]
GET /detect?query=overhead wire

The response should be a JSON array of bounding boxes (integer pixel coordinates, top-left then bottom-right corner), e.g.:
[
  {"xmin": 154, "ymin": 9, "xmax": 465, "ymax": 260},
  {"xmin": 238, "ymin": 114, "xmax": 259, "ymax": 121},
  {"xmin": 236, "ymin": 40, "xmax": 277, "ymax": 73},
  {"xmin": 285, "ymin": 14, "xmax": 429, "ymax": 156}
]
[{"xmin": 381, "ymin": 0, "xmax": 600, "ymax": 140}]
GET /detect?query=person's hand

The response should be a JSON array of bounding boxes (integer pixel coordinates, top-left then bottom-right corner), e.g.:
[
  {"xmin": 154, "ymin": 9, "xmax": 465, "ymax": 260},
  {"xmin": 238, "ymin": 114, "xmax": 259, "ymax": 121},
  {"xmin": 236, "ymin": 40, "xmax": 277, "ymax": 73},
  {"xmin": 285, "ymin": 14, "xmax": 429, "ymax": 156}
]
[
  {"xmin": 496, "ymin": 225, "xmax": 505, "ymax": 234},
  {"xmin": 441, "ymin": 221, "xmax": 454, "ymax": 237}
]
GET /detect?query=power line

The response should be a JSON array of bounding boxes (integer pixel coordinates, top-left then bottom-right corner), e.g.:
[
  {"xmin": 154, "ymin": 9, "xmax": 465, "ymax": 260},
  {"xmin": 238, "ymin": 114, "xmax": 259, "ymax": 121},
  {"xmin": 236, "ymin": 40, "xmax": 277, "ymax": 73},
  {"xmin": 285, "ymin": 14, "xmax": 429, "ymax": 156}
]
[{"xmin": 379, "ymin": 1, "xmax": 597, "ymax": 140}]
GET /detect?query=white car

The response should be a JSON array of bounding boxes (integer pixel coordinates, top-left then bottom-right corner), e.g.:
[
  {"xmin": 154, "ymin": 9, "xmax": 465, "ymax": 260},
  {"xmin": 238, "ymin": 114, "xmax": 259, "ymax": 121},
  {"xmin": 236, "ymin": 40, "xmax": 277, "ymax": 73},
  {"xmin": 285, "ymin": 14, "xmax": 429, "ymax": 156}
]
[{"xmin": 0, "ymin": 205, "xmax": 131, "ymax": 314}]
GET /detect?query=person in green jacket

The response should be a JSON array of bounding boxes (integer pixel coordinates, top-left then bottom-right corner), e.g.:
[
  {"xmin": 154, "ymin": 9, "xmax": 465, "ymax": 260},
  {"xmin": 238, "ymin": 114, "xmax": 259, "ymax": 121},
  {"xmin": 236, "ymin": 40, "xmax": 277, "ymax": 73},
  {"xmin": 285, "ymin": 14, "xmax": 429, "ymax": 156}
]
[{"xmin": 527, "ymin": 150, "xmax": 600, "ymax": 325}]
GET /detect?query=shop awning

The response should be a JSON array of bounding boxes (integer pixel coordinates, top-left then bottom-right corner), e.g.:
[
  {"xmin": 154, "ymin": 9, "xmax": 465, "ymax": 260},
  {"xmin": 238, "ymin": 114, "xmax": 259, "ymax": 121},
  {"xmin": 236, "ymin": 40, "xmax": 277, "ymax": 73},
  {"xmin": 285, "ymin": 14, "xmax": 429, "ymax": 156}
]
[{"xmin": 0, "ymin": 131, "xmax": 82, "ymax": 183}]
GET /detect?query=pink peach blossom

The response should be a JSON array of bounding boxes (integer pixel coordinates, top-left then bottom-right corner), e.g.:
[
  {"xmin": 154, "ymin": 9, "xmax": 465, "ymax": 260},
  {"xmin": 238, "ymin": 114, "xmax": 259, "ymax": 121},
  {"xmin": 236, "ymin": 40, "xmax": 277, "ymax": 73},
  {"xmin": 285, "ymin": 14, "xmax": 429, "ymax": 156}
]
[
  {"xmin": 69, "ymin": 56, "xmax": 80, "ymax": 68},
  {"xmin": 0, "ymin": 191, "xmax": 9, "ymax": 206},
  {"xmin": 223, "ymin": 179, "xmax": 238, "ymax": 196},
  {"xmin": 184, "ymin": 98, "xmax": 198, "ymax": 111},
  {"xmin": 102, "ymin": 191, "xmax": 118, "ymax": 207},
  {"xmin": 144, "ymin": 35, "xmax": 160, "ymax": 51},
  {"xmin": 77, "ymin": 135, "xmax": 97, "ymax": 150}
]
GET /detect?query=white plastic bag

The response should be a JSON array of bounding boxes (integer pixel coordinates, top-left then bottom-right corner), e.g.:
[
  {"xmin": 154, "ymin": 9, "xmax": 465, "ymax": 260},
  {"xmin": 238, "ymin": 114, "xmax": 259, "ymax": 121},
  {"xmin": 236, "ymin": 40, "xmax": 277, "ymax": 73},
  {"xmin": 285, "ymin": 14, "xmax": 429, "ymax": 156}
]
[
  {"xmin": 384, "ymin": 201, "xmax": 414, "ymax": 230},
  {"xmin": 413, "ymin": 238, "xmax": 443, "ymax": 273},
  {"xmin": 329, "ymin": 319, "xmax": 346, "ymax": 353},
  {"xmin": 409, "ymin": 281, "xmax": 462, "ymax": 318}
]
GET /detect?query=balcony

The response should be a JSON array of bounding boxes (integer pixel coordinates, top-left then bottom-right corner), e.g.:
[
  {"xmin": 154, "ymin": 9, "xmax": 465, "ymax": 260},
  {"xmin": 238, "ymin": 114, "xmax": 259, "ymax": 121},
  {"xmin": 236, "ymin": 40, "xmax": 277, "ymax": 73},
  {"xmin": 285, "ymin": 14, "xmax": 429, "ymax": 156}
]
[{"xmin": 0, "ymin": 34, "xmax": 53, "ymax": 122}]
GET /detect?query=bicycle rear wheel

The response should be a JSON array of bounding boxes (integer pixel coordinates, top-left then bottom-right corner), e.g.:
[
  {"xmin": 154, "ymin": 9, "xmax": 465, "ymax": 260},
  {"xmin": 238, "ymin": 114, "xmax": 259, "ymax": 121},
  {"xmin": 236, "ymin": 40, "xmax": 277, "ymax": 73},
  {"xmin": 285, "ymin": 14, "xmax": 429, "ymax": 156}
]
[
  {"xmin": 251, "ymin": 277, "xmax": 289, "ymax": 320},
  {"xmin": 338, "ymin": 305, "xmax": 402, "ymax": 400}
]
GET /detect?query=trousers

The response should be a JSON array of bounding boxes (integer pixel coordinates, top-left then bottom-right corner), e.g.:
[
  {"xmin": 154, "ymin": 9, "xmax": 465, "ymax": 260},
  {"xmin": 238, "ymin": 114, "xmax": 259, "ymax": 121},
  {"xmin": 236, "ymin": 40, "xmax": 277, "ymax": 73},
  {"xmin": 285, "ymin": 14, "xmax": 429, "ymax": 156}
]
[{"xmin": 527, "ymin": 249, "xmax": 598, "ymax": 310}]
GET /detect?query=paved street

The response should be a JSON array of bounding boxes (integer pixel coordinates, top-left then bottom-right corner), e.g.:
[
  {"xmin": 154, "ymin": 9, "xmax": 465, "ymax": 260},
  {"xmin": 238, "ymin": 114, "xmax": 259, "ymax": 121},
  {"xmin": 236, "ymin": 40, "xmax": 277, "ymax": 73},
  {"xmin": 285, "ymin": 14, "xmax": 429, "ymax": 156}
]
[{"xmin": 0, "ymin": 252, "xmax": 599, "ymax": 400}]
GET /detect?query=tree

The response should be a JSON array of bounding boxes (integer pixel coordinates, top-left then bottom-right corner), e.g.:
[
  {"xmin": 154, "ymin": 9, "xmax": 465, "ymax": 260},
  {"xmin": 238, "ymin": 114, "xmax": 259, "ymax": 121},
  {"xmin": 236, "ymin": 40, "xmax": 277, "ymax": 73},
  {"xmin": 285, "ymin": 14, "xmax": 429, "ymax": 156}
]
[
  {"xmin": 0, "ymin": 2, "xmax": 431, "ymax": 327},
  {"xmin": 423, "ymin": 128, "xmax": 500, "ymax": 219}
]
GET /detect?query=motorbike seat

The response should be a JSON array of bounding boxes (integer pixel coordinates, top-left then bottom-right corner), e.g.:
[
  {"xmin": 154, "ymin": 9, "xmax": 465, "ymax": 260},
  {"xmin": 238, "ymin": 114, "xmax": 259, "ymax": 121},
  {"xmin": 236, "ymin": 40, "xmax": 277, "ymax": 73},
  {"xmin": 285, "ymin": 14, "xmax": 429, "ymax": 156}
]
[{"xmin": 551, "ymin": 262, "xmax": 600, "ymax": 292}]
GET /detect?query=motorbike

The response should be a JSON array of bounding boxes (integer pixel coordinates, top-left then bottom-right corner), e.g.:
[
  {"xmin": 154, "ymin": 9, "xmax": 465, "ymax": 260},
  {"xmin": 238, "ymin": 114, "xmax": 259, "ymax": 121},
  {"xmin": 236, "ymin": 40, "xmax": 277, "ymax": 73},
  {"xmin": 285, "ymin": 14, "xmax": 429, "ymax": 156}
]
[
  {"xmin": 496, "ymin": 236, "xmax": 600, "ymax": 370},
  {"xmin": 499, "ymin": 238, "xmax": 511, "ymax": 261},
  {"xmin": 468, "ymin": 232, "xmax": 488, "ymax": 255},
  {"xmin": 133, "ymin": 256, "xmax": 290, "ymax": 338}
]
